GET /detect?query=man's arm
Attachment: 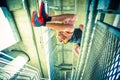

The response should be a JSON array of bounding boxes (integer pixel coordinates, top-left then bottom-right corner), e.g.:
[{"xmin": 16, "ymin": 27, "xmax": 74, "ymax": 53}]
[
  {"xmin": 73, "ymin": 24, "xmax": 83, "ymax": 56},
  {"xmin": 74, "ymin": 43, "xmax": 80, "ymax": 56}
]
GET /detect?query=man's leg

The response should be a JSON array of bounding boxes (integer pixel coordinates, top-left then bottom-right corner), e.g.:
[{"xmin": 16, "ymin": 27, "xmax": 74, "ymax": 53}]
[
  {"xmin": 46, "ymin": 23, "xmax": 74, "ymax": 32},
  {"xmin": 38, "ymin": 1, "xmax": 77, "ymax": 23},
  {"xmin": 31, "ymin": 1, "xmax": 77, "ymax": 27},
  {"xmin": 51, "ymin": 14, "xmax": 77, "ymax": 24},
  {"xmin": 38, "ymin": 2, "xmax": 77, "ymax": 23},
  {"xmin": 32, "ymin": 13, "xmax": 77, "ymax": 27}
]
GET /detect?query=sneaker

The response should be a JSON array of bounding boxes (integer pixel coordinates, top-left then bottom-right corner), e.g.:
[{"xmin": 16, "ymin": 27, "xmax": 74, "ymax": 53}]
[
  {"xmin": 39, "ymin": 1, "xmax": 48, "ymax": 19},
  {"xmin": 31, "ymin": 11, "xmax": 45, "ymax": 27}
]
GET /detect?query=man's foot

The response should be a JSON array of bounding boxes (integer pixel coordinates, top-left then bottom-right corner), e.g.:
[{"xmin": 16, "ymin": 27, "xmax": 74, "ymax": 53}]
[
  {"xmin": 39, "ymin": 1, "xmax": 48, "ymax": 19},
  {"xmin": 31, "ymin": 11, "xmax": 46, "ymax": 27}
]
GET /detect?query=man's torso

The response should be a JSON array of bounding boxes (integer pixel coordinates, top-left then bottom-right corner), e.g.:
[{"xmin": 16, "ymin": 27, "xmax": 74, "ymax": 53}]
[{"xmin": 56, "ymin": 28, "xmax": 82, "ymax": 44}]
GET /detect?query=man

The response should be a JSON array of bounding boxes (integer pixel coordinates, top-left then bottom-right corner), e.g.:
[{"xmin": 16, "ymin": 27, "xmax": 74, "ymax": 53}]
[{"xmin": 31, "ymin": 1, "xmax": 83, "ymax": 56}]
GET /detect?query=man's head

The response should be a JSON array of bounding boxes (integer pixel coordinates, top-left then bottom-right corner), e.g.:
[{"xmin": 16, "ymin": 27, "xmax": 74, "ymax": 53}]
[{"xmin": 79, "ymin": 24, "xmax": 83, "ymax": 31}]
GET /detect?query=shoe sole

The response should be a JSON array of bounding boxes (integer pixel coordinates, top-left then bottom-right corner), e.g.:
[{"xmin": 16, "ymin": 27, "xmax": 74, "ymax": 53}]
[{"xmin": 31, "ymin": 11, "xmax": 37, "ymax": 27}]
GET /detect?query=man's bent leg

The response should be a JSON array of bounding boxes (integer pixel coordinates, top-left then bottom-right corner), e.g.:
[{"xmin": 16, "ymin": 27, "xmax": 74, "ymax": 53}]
[
  {"xmin": 51, "ymin": 14, "xmax": 77, "ymax": 23},
  {"xmin": 46, "ymin": 23, "xmax": 74, "ymax": 32}
]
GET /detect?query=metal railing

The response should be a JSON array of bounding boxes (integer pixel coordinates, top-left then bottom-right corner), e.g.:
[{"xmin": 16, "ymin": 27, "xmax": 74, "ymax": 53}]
[
  {"xmin": 80, "ymin": 21, "xmax": 120, "ymax": 80},
  {"xmin": 0, "ymin": 51, "xmax": 41, "ymax": 80},
  {"xmin": 74, "ymin": 0, "xmax": 120, "ymax": 80}
]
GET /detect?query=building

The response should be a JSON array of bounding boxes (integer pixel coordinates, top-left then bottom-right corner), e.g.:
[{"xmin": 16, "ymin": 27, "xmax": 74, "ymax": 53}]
[{"xmin": 0, "ymin": 0, "xmax": 120, "ymax": 80}]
